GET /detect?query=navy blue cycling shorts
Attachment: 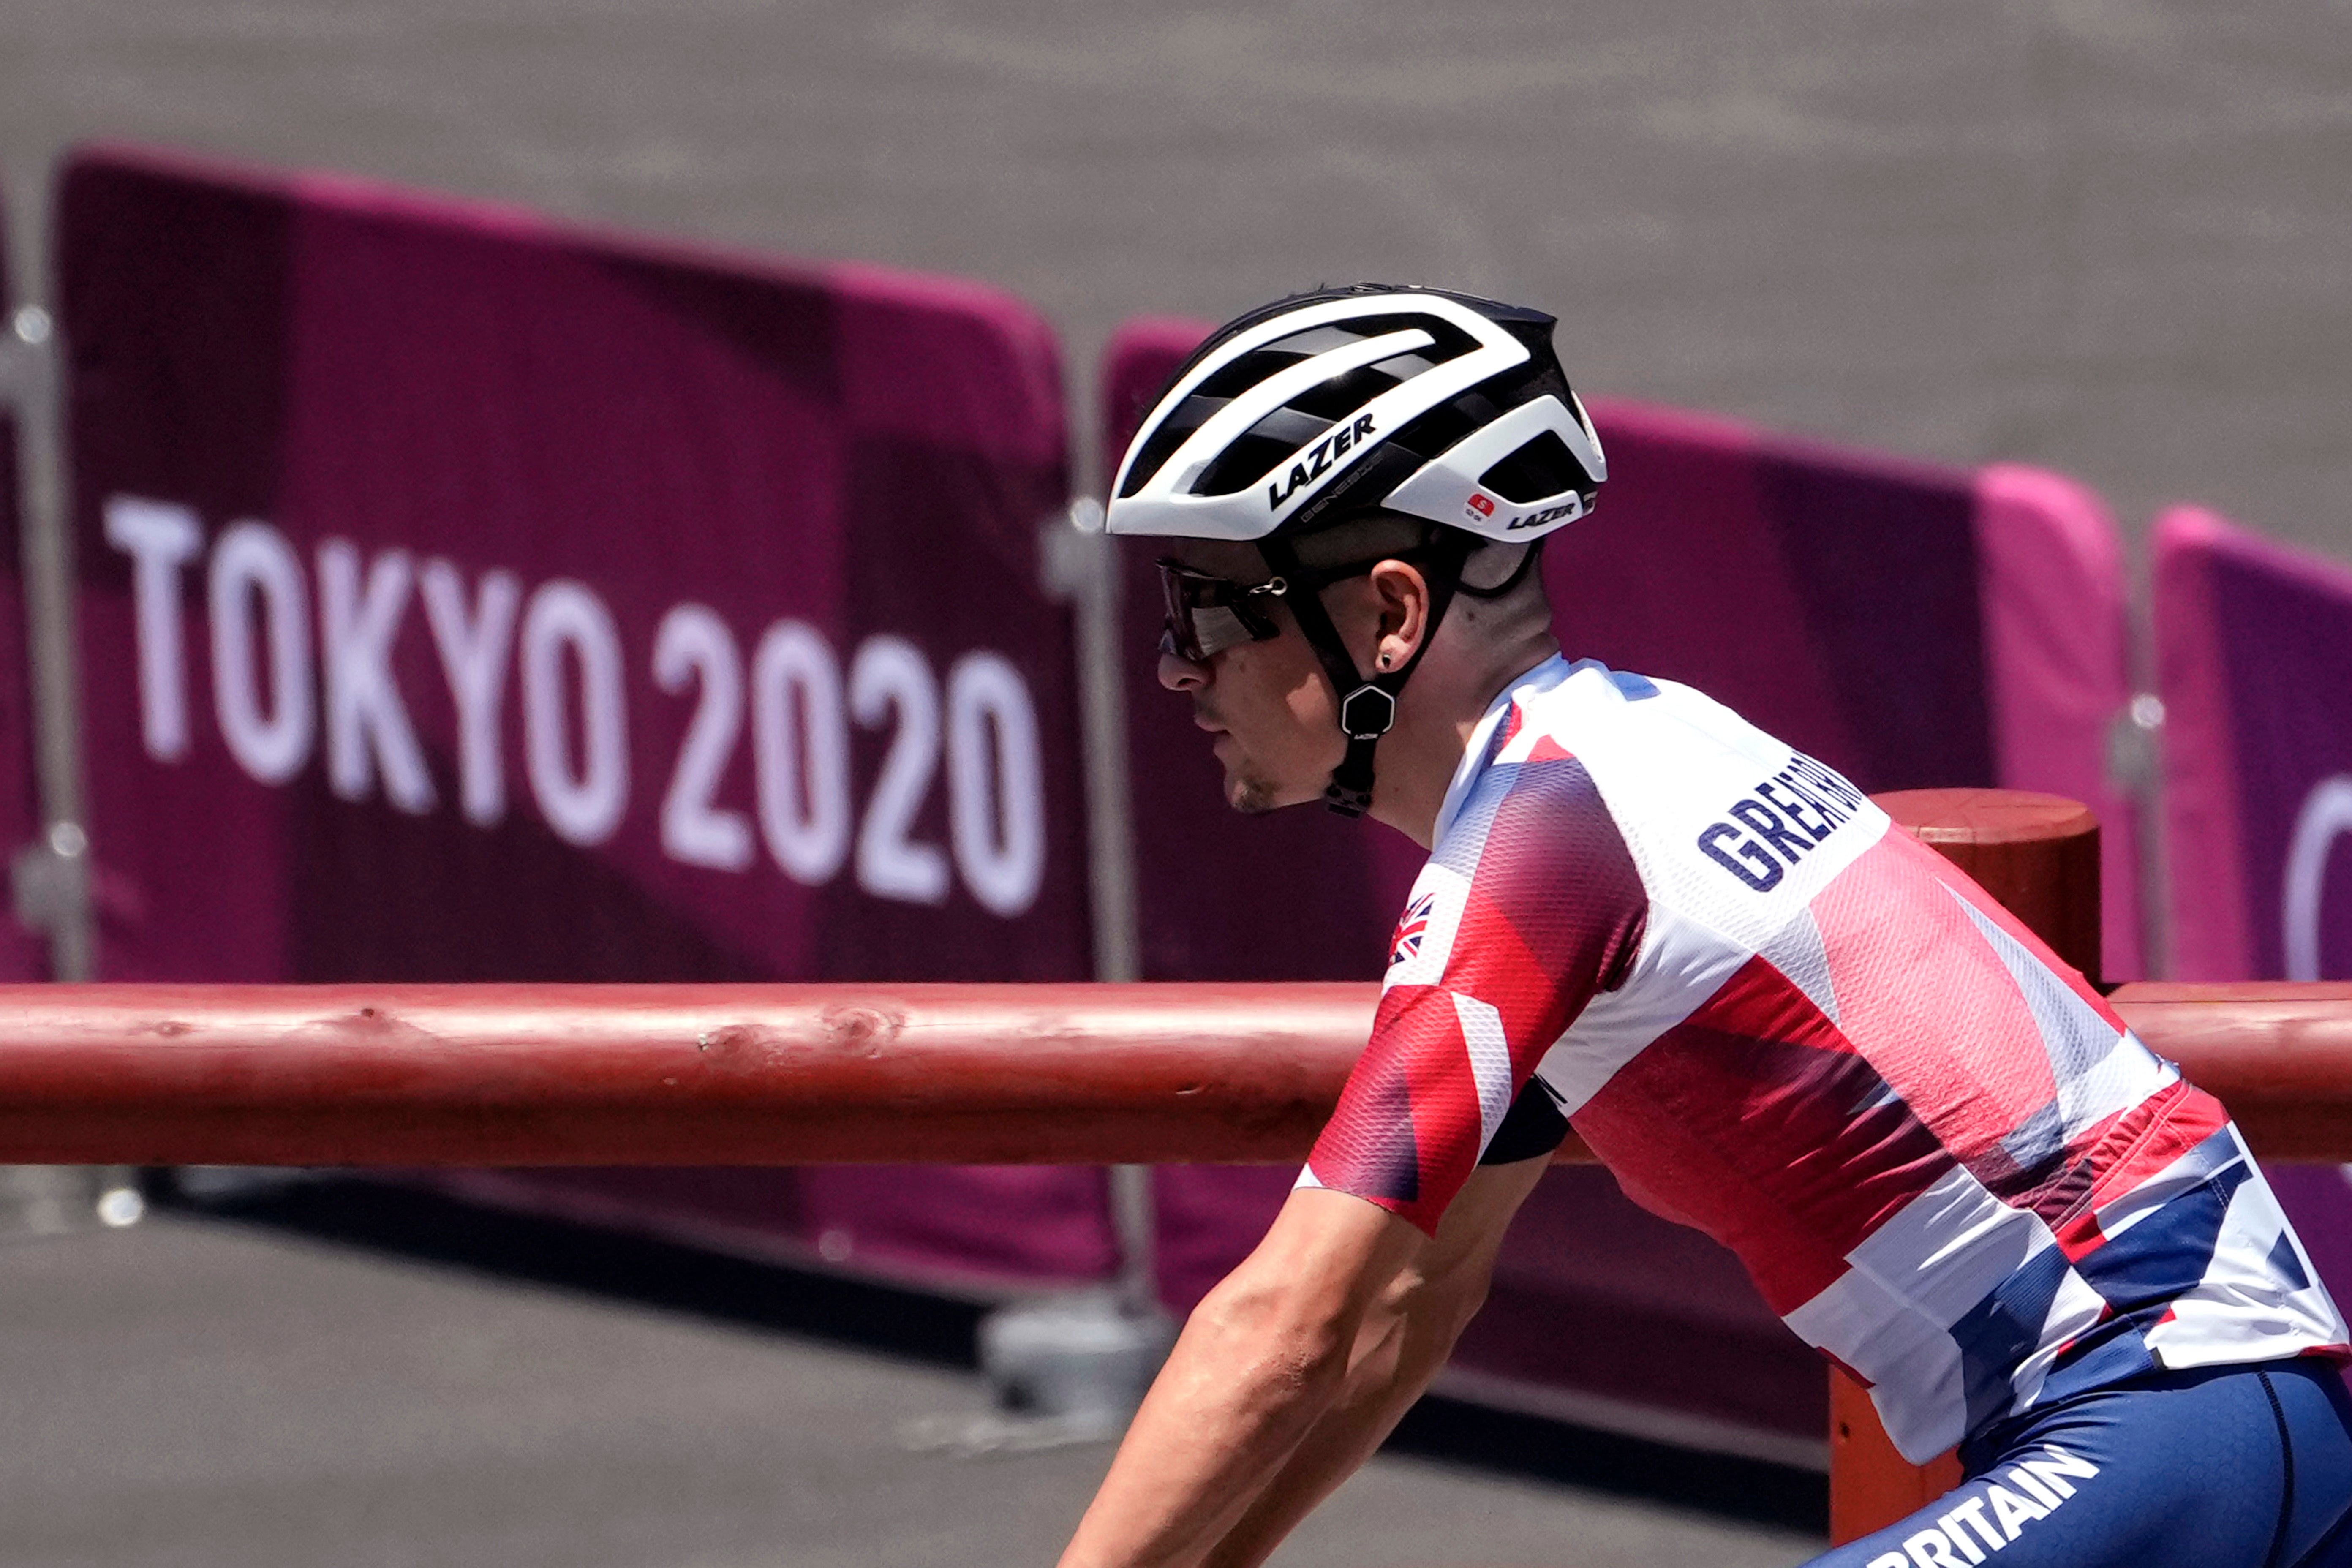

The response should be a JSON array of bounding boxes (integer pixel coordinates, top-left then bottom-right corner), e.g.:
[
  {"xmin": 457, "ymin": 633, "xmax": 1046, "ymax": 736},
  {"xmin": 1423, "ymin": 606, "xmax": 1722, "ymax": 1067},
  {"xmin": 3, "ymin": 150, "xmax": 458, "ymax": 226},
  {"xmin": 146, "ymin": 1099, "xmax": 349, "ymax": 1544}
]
[{"xmin": 1808, "ymin": 1360, "xmax": 2352, "ymax": 1568}]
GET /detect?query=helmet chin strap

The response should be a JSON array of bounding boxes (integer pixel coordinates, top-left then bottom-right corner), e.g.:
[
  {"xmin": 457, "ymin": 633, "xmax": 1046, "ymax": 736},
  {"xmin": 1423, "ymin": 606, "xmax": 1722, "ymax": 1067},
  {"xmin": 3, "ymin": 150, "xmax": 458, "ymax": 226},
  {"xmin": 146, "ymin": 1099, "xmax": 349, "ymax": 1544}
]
[{"xmin": 1256, "ymin": 531, "xmax": 1475, "ymax": 818}]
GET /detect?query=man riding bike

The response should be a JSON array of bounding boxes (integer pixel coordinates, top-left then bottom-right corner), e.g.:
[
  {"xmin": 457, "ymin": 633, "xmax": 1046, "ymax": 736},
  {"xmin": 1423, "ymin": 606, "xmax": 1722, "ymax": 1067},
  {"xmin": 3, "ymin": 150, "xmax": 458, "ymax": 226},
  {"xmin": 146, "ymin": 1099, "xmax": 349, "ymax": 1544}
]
[{"xmin": 1055, "ymin": 284, "xmax": 2352, "ymax": 1568}]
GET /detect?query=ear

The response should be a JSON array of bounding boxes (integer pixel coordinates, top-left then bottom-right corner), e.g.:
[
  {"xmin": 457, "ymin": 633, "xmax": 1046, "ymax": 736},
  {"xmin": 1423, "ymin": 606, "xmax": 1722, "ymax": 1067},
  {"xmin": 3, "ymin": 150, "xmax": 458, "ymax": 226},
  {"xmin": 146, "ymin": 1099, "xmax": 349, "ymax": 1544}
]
[{"xmin": 1364, "ymin": 558, "xmax": 1433, "ymax": 675}]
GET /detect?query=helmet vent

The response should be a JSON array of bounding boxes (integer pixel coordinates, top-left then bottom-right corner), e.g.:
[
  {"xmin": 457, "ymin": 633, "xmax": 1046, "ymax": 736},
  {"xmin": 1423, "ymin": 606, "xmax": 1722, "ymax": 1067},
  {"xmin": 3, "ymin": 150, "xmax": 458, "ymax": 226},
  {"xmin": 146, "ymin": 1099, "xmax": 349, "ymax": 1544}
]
[
  {"xmin": 1118, "ymin": 393, "xmax": 1229, "ymax": 499},
  {"xmin": 1195, "ymin": 346, "xmax": 1307, "ymax": 400},
  {"xmin": 1283, "ymin": 362, "xmax": 1399, "ymax": 422},
  {"xmin": 1390, "ymin": 396, "xmax": 1480, "ymax": 463},
  {"xmin": 1331, "ymin": 313, "xmax": 1478, "ymax": 359},
  {"xmin": 1109, "ymin": 288, "xmax": 1573, "ymax": 521},
  {"xmin": 1478, "ymin": 430, "xmax": 1587, "ymax": 504},
  {"xmin": 1186, "ymin": 336, "xmax": 1476, "ymax": 498},
  {"xmin": 1190, "ymin": 354, "xmax": 1418, "ymax": 497},
  {"xmin": 1191, "ymin": 408, "xmax": 1334, "ymax": 495}
]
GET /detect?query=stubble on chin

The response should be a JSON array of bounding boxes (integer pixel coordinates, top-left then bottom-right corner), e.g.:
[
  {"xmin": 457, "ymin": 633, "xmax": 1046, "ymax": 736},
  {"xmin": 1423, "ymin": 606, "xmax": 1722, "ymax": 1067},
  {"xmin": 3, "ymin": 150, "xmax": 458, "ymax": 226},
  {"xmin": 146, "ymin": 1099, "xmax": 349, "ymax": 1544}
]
[
  {"xmin": 1206, "ymin": 724, "xmax": 1282, "ymax": 814},
  {"xmin": 1228, "ymin": 771, "xmax": 1282, "ymax": 815},
  {"xmin": 1217, "ymin": 745, "xmax": 1282, "ymax": 814}
]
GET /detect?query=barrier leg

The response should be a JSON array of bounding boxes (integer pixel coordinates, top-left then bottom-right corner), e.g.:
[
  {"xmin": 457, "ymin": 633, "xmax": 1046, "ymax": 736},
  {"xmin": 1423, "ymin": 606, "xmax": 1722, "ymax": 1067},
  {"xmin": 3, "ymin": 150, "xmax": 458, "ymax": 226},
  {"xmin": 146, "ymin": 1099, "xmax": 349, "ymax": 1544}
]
[
  {"xmin": 1831, "ymin": 789, "xmax": 2102, "ymax": 1545},
  {"xmin": 1829, "ymin": 1371, "xmax": 1962, "ymax": 1544}
]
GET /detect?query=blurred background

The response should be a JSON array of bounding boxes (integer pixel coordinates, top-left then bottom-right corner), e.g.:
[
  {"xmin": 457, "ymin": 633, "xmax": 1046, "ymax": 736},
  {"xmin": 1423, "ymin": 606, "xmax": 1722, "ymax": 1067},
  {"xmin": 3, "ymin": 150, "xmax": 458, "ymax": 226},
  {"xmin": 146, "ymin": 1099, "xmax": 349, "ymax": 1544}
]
[{"xmin": 0, "ymin": 3, "xmax": 2347, "ymax": 1565}]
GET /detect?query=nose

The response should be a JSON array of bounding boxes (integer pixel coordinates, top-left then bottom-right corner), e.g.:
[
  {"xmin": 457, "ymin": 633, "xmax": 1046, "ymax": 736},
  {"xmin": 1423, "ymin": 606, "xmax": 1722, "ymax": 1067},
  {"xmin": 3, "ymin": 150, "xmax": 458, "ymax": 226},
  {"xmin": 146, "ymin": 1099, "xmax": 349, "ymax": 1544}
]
[{"xmin": 1158, "ymin": 648, "xmax": 1207, "ymax": 692}]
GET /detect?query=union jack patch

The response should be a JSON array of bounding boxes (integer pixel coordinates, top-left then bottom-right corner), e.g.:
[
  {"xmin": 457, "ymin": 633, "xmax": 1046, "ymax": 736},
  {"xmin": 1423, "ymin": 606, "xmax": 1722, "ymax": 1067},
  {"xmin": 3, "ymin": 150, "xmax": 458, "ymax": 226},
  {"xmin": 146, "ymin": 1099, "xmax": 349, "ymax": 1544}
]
[{"xmin": 1389, "ymin": 891, "xmax": 1436, "ymax": 967}]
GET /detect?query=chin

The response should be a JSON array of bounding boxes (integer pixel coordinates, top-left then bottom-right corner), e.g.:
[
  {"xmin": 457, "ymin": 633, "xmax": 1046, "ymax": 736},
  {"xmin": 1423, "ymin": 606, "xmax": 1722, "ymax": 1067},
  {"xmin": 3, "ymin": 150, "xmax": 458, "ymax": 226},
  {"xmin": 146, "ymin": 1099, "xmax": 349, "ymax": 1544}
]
[
  {"xmin": 1226, "ymin": 767, "xmax": 1314, "ymax": 816},
  {"xmin": 1229, "ymin": 779, "xmax": 1281, "ymax": 816},
  {"xmin": 1212, "ymin": 736, "xmax": 1321, "ymax": 815}
]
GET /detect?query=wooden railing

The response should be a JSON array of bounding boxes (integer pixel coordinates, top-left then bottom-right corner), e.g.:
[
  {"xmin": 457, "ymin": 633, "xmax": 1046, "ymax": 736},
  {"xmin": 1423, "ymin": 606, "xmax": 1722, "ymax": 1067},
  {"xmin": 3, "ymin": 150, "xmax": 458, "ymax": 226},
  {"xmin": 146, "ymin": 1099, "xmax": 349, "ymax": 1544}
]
[{"xmin": 0, "ymin": 790, "xmax": 2341, "ymax": 1545}]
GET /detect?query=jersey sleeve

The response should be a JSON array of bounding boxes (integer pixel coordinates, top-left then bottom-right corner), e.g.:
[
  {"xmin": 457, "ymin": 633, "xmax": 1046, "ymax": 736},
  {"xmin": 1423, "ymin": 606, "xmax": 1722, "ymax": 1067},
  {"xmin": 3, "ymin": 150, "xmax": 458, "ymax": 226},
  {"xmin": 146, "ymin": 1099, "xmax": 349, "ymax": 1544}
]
[{"xmin": 1303, "ymin": 744, "xmax": 1647, "ymax": 1234}]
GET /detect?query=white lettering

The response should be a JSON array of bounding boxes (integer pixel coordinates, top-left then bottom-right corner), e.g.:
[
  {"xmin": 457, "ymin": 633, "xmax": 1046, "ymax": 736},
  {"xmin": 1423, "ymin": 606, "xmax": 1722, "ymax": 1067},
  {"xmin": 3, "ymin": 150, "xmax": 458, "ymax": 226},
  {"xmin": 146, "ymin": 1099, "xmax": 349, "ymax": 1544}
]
[
  {"xmin": 849, "ymin": 636, "xmax": 949, "ymax": 905},
  {"xmin": 1984, "ymin": 1482, "xmax": 2047, "ymax": 1540},
  {"xmin": 2000, "ymin": 1466, "xmax": 2060, "ymax": 1510},
  {"xmin": 1903, "ymin": 1527, "xmax": 1968, "ymax": 1568},
  {"xmin": 750, "ymin": 621, "xmax": 850, "ymax": 885},
  {"xmin": 653, "ymin": 604, "xmax": 753, "ymax": 871},
  {"xmin": 105, "ymin": 496, "xmax": 204, "ymax": 762},
  {"xmin": 419, "ymin": 561, "xmax": 520, "ymax": 826},
  {"xmin": 1884, "ymin": 1458, "xmax": 2085, "ymax": 1568},
  {"xmin": 2020, "ymin": 1445, "xmax": 2098, "ymax": 1500},
  {"xmin": 946, "ymin": 651, "xmax": 1045, "ymax": 917},
  {"xmin": 1867, "ymin": 1554, "xmax": 1911, "ymax": 1568},
  {"xmin": 2285, "ymin": 775, "xmax": 2352, "ymax": 980},
  {"xmin": 1944, "ymin": 1496, "xmax": 2004, "ymax": 1554},
  {"xmin": 208, "ymin": 520, "xmax": 314, "ymax": 784},
  {"xmin": 112, "ymin": 514, "xmax": 1056, "ymax": 916},
  {"xmin": 317, "ymin": 541, "xmax": 434, "ymax": 812},
  {"xmin": 520, "ymin": 579, "xmax": 628, "ymax": 846},
  {"xmin": 1935, "ymin": 1502, "xmax": 1990, "ymax": 1563}
]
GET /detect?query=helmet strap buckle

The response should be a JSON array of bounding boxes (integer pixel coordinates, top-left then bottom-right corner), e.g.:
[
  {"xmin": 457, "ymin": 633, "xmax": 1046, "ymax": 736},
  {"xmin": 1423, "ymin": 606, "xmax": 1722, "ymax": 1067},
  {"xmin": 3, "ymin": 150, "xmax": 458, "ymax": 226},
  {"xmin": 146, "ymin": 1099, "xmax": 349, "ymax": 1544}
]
[
  {"xmin": 1337, "ymin": 683, "xmax": 1397, "ymax": 742},
  {"xmin": 1259, "ymin": 530, "xmax": 1473, "ymax": 819}
]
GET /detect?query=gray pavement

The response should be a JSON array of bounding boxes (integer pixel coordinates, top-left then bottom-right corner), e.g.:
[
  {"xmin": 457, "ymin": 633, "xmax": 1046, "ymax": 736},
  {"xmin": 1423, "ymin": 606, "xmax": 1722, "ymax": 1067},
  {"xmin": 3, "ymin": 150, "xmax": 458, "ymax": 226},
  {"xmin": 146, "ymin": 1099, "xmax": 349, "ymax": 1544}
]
[
  {"xmin": 3, "ymin": 0, "xmax": 2347, "ymax": 555},
  {"xmin": 0, "ymin": 1208, "xmax": 1815, "ymax": 1567}
]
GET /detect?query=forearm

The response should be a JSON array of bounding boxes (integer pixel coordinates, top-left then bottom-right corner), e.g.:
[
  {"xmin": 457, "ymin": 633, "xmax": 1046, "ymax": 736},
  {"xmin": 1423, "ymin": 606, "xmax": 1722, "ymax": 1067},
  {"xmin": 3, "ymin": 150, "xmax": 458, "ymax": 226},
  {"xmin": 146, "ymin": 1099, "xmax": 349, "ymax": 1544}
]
[
  {"xmin": 1200, "ymin": 1282, "xmax": 1473, "ymax": 1568},
  {"xmin": 1198, "ymin": 1159, "xmax": 1545, "ymax": 1568},
  {"xmin": 1056, "ymin": 1282, "xmax": 1351, "ymax": 1568}
]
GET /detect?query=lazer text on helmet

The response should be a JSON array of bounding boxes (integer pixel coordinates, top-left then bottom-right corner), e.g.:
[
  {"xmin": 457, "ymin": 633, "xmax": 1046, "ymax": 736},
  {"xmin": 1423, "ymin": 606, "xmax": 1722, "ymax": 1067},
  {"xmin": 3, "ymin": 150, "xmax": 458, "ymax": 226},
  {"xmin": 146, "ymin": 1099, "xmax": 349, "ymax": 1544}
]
[{"xmin": 1266, "ymin": 415, "xmax": 1377, "ymax": 508}]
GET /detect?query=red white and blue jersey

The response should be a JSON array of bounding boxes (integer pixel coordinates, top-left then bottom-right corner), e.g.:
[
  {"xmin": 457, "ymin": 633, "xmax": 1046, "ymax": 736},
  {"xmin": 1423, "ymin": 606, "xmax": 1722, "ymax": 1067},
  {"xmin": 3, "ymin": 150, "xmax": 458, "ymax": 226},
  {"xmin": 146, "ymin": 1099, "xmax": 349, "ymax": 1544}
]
[{"xmin": 1302, "ymin": 656, "xmax": 2348, "ymax": 1463}]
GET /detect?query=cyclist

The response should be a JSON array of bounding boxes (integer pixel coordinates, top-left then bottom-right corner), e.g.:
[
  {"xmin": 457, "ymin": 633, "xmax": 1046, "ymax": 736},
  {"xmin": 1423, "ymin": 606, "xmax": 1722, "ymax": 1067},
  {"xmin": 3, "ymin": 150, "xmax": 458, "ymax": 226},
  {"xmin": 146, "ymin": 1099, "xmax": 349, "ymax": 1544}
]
[{"xmin": 1056, "ymin": 285, "xmax": 2352, "ymax": 1568}]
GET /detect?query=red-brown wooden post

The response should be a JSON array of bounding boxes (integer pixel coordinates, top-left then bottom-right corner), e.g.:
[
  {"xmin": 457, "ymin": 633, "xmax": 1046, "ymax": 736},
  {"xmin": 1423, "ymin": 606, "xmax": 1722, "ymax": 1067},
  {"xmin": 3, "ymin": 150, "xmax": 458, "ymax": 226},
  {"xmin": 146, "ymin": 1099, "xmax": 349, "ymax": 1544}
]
[{"xmin": 1827, "ymin": 789, "xmax": 2103, "ymax": 1545}]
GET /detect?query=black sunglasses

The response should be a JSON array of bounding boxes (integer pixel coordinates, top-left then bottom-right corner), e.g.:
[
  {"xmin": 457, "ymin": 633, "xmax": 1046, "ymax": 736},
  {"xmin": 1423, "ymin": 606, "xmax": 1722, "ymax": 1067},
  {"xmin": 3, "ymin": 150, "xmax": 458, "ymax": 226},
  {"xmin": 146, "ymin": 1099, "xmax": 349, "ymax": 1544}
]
[
  {"xmin": 1155, "ymin": 541, "xmax": 1465, "ymax": 664},
  {"xmin": 1156, "ymin": 559, "xmax": 1290, "ymax": 663}
]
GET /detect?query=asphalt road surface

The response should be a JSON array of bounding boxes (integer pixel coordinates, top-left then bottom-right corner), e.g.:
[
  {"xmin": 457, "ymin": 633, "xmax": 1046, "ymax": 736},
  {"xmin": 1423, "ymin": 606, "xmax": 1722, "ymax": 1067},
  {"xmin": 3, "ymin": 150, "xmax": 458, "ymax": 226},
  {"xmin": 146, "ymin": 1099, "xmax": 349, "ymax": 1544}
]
[{"xmin": 0, "ymin": 1194, "xmax": 1816, "ymax": 1568}]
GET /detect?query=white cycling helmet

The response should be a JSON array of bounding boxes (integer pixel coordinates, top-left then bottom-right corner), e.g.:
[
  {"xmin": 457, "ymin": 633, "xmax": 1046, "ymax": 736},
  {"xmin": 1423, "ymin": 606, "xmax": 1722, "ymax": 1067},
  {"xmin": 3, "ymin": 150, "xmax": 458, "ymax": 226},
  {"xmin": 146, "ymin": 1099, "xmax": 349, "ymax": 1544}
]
[
  {"xmin": 1102, "ymin": 284, "xmax": 1606, "ymax": 816},
  {"xmin": 1106, "ymin": 286, "xmax": 1604, "ymax": 545}
]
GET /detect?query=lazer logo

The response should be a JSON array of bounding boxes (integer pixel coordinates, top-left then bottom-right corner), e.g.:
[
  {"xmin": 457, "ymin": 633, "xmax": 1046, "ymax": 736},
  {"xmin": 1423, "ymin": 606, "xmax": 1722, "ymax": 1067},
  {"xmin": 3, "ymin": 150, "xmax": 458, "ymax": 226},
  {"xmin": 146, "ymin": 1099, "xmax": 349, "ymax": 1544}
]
[
  {"xmin": 1502, "ymin": 497, "xmax": 1584, "ymax": 532},
  {"xmin": 1863, "ymin": 1444, "xmax": 2099, "ymax": 1568},
  {"xmin": 1267, "ymin": 415, "xmax": 1377, "ymax": 508},
  {"xmin": 1695, "ymin": 752, "xmax": 1867, "ymax": 892}
]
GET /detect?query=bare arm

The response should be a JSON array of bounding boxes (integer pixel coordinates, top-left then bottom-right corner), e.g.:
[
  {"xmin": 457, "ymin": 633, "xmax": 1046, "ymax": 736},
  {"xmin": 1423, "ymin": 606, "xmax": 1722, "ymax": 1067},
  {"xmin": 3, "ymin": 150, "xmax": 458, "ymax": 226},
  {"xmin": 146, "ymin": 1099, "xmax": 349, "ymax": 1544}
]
[
  {"xmin": 1065, "ymin": 730, "xmax": 1639, "ymax": 1567},
  {"xmin": 1201, "ymin": 1157, "xmax": 1549, "ymax": 1568},
  {"xmin": 1055, "ymin": 1161, "xmax": 1545, "ymax": 1568},
  {"xmin": 1054, "ymin": 1187, "xmax": 1425, "ymax": 1568}
]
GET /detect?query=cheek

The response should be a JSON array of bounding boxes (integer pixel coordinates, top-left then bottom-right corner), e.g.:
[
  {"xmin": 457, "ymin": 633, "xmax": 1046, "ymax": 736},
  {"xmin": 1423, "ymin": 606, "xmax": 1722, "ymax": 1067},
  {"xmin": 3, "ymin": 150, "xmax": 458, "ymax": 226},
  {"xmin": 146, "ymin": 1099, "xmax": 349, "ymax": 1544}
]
[
  {"xmin": 1225, "ymin": 641, "xmax": 1331, "ymax": 733},
  {"xmin": 1279, "ymin": 661, "xmax": 1334, "ymax": 727}
]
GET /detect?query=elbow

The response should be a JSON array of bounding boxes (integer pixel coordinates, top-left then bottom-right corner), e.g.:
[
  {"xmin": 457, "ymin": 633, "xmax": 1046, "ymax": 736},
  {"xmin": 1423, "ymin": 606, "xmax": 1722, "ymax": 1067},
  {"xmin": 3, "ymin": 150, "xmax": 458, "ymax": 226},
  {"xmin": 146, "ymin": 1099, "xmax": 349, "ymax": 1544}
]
[
  {"xmin": 1187, "ymin": 1271, "xmax": 1356, "ymax": 1406},
  {"xmin": 1389, "ymin": 1261, "xmax": 1495, "ymax": 1375},
  {"xmin": 1445, "ymin": 1268, "xmax": 1495, "ymax": 1337}
]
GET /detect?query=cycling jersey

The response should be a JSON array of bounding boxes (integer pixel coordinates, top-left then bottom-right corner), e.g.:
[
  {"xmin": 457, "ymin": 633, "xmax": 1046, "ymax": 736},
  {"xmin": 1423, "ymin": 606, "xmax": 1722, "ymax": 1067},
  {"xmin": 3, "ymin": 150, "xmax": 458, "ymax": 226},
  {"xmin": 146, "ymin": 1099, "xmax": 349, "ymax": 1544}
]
[{"xmin": 1302, "ymin": 655, "xmax": 2349, "ymax": 1464}]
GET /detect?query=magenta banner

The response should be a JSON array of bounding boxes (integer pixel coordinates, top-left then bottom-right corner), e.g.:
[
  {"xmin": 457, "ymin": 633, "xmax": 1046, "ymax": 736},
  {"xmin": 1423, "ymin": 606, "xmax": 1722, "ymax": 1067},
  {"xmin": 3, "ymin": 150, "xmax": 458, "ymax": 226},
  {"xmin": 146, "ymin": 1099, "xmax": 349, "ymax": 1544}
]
[
  {"xmin": 2151, "ymin": 505, "xmax": 2352, "ymax": 1357},
  {"xmin": 2156, "ymin": 506, "xmax": 2352, "ymax": 983},
  {"xmin": 1101, "ymin": 316, "xmax": 2138, "ymax": 1454},
  {"xmin": 60, "ymin": 145, "xmax": 1111, "ymax": 1288},
  {"xmin": 0, "ymin": 192, "xmax": 45, "ymax": 982}
]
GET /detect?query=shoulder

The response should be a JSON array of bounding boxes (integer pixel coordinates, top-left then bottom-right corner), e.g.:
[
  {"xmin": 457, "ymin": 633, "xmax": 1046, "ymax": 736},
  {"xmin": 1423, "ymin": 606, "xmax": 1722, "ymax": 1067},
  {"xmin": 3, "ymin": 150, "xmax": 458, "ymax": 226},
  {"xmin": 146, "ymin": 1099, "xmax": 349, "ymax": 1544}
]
[
  {"xmin": 1388, "ymin": 687, "xmax": 1649, "ymax": 997},
  {"xmin": 1431, "ymin": 675, "xmax": 1639, "ymax": 895},
  {"xmin": 1478, "ymin": 663, "xmax": 1893, "ymax": 938},
  {"xmin": 1436, "ymin": 661, "xmax": 1762, "ymax": 871}
]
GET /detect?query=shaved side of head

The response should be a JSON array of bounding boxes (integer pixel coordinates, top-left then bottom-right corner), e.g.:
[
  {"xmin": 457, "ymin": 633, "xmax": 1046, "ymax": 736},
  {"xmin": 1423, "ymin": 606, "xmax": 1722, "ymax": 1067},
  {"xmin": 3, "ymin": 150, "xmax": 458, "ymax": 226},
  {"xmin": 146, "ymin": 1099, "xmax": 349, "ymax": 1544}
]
[{"xmin": 1286, "ymin": 512, "xmax": 1555, "ymax": 648}]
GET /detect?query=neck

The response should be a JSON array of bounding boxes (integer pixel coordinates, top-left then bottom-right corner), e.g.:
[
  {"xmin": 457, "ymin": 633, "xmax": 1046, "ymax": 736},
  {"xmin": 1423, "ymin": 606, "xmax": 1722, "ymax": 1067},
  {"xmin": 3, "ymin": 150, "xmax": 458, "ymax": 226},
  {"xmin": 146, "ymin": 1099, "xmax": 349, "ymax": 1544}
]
[{"xmin": 1367, "ymin": 634, "xmax": 1561, "ymax": 849}]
